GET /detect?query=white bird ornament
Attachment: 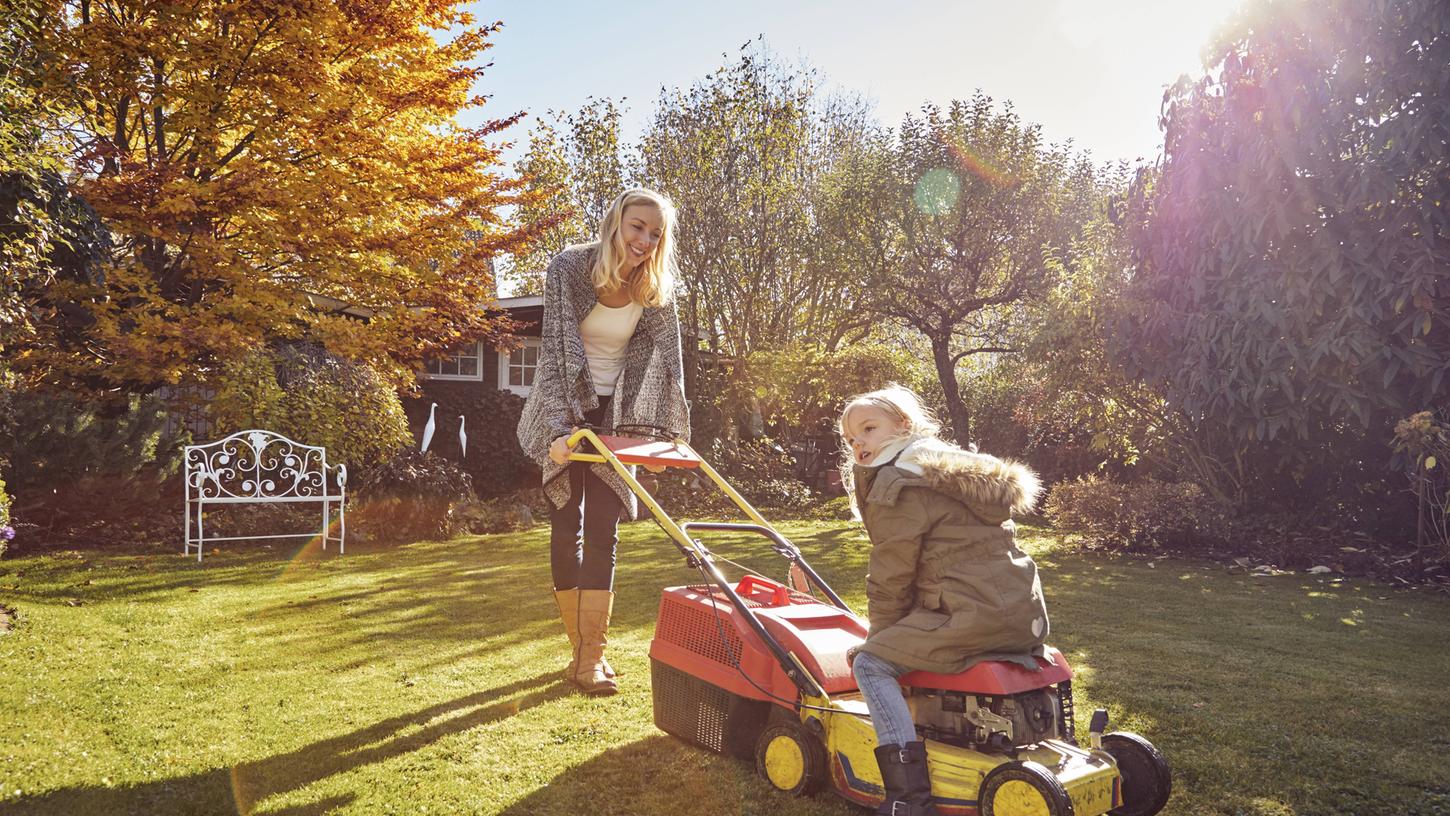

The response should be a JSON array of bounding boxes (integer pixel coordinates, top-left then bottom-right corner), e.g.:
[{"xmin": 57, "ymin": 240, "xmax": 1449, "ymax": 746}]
[
  {"xmin": 420, "ymin": 402, "xmax": 437, "ymax": 453},
  {"xmin": 458, "ymin": 415, "xmax": 467, "ymax": 458}
]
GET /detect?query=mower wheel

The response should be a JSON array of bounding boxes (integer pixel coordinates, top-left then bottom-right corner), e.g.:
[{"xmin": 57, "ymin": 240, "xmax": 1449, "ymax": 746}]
[
  {"xmin": 1103, "ymin": 732, "xmax": 1172, "ymax": 816},
  {"xmin": 754, "ymin": 720, "xmax": 827, "ymax": 797},
  {"xmin": 978, "ymin": 760, "xmax": 1074, "ymax": 816}
]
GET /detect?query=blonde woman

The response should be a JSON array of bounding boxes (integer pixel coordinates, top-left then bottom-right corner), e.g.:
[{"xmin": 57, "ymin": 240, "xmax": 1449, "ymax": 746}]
[{"xmin": 516, "ymin": 188, "xmax": 690, "ymax": 696}]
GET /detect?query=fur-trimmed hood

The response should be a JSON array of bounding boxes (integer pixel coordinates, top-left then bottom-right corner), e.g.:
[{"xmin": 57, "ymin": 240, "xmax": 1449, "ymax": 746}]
[
  {"xmin": 898, "ymin": 438, "xmax": 1041, "ymax": 517},
  {"xmin": 856, "ymin": 437, "xmax": 1041, "ymax": 524}
]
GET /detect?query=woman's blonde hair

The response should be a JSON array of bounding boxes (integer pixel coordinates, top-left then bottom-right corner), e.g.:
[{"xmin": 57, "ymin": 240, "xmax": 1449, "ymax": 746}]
[
  {"xmin": 591, "ymin": 187, "xmax": 677, "ymax": 307},
  {"xmin": 838, "ymin": 383, "xmax": 942, "ymax": 455}
]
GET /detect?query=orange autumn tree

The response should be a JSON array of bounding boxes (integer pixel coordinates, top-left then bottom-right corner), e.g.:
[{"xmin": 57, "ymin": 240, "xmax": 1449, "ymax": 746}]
[{"xmin": 26, "ymin": 0, "xmax": 541, "ymax": 390}]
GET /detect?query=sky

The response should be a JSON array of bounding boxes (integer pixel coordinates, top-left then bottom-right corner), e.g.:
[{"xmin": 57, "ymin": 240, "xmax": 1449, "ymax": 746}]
[{"xmin": 461, "ymin": 0, "xmax": 1248, "ymax": 169}]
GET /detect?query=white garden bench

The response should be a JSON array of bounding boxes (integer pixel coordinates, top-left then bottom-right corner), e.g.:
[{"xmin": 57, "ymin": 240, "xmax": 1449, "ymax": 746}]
[{"xmin": 183, "ymin": 430, "xmax": 346, "ymax": 561}]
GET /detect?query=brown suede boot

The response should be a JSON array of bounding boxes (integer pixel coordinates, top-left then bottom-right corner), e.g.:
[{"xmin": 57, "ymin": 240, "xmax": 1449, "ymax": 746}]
[
  {"xmin": 553, "ymin": 588, "xmax": 582, "ymax": 680},
  {"xmin": 572, "ymin": 589, "xmax": 618, "ymax": 696},
  {"xmin": 554, "ymin": 588, "xmax": 615, "ymax": 681}
]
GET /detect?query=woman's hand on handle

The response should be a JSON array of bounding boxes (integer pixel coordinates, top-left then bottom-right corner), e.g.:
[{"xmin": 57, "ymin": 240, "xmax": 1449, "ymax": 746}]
[{"xmin": 549, "ymin": 433, "xmax": 574, "ymax": 465}]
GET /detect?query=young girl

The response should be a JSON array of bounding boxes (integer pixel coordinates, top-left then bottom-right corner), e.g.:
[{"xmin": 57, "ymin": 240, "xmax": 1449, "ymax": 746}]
[
  {"xmin": 839, "ymin": 385, "xmax": 1049, "ymax": 816},
  {"xmin": 516, "ymin": 188, "xmax": 690, "ymax": 697}
]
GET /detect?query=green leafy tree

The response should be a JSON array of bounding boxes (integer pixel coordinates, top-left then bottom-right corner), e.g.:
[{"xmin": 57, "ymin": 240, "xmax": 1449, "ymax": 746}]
[
  {"xmin": 1118, "ymin": 0, "xmax": 1450, "ymax": 508},
  {"xmin": 505, "ymin": 98, "xmax": 627, "ymax": 295},
  {"xmin": 1, "ymin": 0, "xmax": 109, "ymax": 354},
  {"xmin": 829, "ymin": 93, "xmax": 1100, "ymax": 444},
  {"xmin": 639, "ymin": 44, "xmax": 876, "ymax": 355}
]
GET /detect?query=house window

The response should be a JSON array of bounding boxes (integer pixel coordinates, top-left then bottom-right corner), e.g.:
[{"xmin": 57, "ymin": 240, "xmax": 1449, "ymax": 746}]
[
  {"xmin": 425, "ymin": 341, "xmax": 484, "ymax": 381},
  {"xmin": 500, "ymin": 339, "xmax": 540, "ymax": 396}
]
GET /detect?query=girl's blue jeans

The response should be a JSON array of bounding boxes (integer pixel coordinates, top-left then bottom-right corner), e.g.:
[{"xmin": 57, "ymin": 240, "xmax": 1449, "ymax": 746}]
[{"xmin": 852, "ymin": 650, "xmax": 918, "ymax": 746}]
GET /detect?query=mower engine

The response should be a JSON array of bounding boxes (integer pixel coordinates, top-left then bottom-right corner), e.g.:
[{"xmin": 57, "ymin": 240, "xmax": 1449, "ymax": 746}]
[
  {"xmin": 906, "ymin": 685, "xmax": 1066, "ymax": 752},
  {"xmin": 899, "ymin": 649, "xmax": 1077, "ymax": 753}
]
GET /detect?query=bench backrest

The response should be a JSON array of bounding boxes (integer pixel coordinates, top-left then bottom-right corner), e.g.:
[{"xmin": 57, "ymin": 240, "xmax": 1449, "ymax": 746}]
[{"xmin": 185, "ymin": 430, "xmax": 338, "ymax": 501}]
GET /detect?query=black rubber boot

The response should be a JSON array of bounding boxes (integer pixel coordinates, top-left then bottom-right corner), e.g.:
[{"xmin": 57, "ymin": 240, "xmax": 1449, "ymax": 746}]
[{"xmin": 874, "ymin": 741, "xmax": 940, "ymax": 816}]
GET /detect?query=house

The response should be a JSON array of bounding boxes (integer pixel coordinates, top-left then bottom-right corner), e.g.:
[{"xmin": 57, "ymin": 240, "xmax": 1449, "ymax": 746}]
[
  {"xmin": 415, "ymin": 294, "xmax": 543, "ymax": 401},
  {"xmin": 400, "ymin": 294, "xmax": 544, "ymax": 496}
]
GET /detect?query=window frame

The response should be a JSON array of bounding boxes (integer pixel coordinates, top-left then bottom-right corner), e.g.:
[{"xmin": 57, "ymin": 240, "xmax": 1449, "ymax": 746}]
[
  {"xmin": 423, "ymin": 340, "xmax": 485, "ymax": 382},
  {"xmin": 499, "ymin": 338, "xmax": 542, "ymax": 396}
]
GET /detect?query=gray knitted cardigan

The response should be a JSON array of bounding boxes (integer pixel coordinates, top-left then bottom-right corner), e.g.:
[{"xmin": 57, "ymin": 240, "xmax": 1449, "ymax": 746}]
[{"xmin": 515, "ymin": 244, "xmax": 690, "ymax": 518}]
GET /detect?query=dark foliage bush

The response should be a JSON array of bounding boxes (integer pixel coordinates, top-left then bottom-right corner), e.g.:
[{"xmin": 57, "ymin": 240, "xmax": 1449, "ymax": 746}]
[
  {"xmin": 643, "ymin": 437, "xmax": 817, "ymax": 517},
  {"xmin": 0, "ymin": 473, "xmax": 12, "ymax": 559},
  {"xmin": 1045, "ymin": 475, "xmax": 1231, "ymax": 551},
  {"xmin": 1, "ymin": 389, "xmax": 188, "ymax": 542},
  {"xmin": 402, "ymin": 383, "xmax": 532, "ymax": 499},
  {"xmin": 352, "ymin": 448, "xmax": 475, "ymax": 544}
]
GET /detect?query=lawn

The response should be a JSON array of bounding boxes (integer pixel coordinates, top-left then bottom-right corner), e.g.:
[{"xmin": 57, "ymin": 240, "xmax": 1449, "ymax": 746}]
[{"xmin": 1, "ymin": 519, "xmax": 1447, "ymax": 816}]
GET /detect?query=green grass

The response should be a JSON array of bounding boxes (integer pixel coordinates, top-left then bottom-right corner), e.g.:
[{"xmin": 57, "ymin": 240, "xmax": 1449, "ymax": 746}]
[{"xmin": 0, "ymin": 520, "xmax": 1447, "ymax": 815}]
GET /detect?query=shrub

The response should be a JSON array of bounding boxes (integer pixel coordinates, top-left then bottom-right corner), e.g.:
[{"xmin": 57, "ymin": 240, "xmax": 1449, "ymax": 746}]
[
  {"xmin": 403, "ymin": 383, "xmax": 532, "ymax": 499},
  {"xmin": 1044, "ymin": 474, "xmax": 1231, "ymax": 551},
  {"xmin": 352, "ymin": 448, "xmax": 475, "ymax": 544},
  {"xmin": 0, "ymin": 473, "xmax": 12, "ymax": 559},
  {"xmin": 1392, "ymin": 410, "xmax": 1450, "ymax": 563},
  {"xmin": 209, "ymin": 343, "xmax": 411, "ymax": 470},
  {"xmin": 455, "ymin": 492, "xmax": 543, "ymax": 535},
  {"xmin": 0, "ymin": 389, "xmax": 188, "ymax": 541},
  {"xmin": 692, "ymin": 342, "xmax": 934, "ymax": 448}
]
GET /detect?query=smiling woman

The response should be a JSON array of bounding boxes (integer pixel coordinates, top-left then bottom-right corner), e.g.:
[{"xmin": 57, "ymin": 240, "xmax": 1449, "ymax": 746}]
[{"xmin": 515, "ymin": 187, "xmax": 691, "ymax": 698}]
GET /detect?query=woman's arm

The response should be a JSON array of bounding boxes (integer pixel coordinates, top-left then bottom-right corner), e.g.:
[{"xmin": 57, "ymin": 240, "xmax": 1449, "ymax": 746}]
[{"xmin": 533, "ymin": 252, "xmax": 580, "ymax": 441}]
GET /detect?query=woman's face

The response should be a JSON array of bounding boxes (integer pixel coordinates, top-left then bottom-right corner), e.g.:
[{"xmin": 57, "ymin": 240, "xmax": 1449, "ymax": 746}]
[
  {"xmin": 618, "ymin": 204, "xmax": 664, "ymax": 270},
  {"xmin": 842, "ymin": 405, "xmax": 909, "ymax": 465}
]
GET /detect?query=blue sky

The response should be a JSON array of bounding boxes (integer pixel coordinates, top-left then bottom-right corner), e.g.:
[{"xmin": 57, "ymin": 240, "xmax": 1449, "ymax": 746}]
[{"xmin": 462, "ymin": 0, "xmax": 1247, "ymax": 168}]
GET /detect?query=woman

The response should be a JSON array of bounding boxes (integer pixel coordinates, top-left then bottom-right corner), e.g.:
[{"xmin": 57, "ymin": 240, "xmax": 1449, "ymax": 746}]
[{"xmin": 516, "ymin": 188, "xmax": 690, "ymax": 696}]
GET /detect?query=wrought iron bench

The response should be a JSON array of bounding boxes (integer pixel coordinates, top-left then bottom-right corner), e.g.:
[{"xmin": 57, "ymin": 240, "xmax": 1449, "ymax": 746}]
[{"xmin": 184, "ymin": 430, "xmax": 346, "ymax": 561}]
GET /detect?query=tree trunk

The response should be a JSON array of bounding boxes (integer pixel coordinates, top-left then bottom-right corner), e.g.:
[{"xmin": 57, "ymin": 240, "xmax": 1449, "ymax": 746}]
[{"xmin": 930, "ymin": 335, "xmax": 971, "ymax": 446}]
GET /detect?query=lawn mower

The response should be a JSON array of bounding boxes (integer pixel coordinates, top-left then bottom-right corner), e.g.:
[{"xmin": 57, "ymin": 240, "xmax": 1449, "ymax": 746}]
[{"xmin": 564, "ymin": 426, "xmax": 1172, "ymax": 816}]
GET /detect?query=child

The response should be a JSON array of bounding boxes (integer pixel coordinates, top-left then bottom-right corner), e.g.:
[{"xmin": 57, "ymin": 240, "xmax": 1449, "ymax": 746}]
[{"xmin": 839, "ymin": 385, "xmax": 1049, "ymax": 816}]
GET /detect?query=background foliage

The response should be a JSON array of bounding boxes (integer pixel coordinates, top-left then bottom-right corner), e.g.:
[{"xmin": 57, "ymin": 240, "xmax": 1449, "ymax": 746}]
[
  {"xmin": 209, "ymin": 344, "xmax": 412, "ymax": 472},
  {"xmin": 0, "ymin": 390, "xmax": 188, "ymax": 542}
]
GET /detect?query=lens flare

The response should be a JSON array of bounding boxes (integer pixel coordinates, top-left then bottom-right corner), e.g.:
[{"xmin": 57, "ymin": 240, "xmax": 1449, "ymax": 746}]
[
  {"xmin": 913, "ymin": 168, "xmax": 961, "ymax": 215},
  {"xmin": 944, "ymin": 137, "xmax": 1016, "ymax": 189}
]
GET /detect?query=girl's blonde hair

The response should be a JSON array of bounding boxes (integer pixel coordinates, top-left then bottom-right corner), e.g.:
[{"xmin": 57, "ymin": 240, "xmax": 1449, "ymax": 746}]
[
  {"xmin": 838, "ymin": 383, "xmax": 942, "ymax": 456},
  {"xmin": 591, "ymin": 187, "xmax": 677, "ymax": 307}
]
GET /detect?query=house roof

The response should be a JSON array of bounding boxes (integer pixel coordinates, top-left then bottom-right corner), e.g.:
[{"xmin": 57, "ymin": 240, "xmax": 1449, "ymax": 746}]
[{"xmin": 497, "ymin": 294, "xmax": 543, "ymax": 309}]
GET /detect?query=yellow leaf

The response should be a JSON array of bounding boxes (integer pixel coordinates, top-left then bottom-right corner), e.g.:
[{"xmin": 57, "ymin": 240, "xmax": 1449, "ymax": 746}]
[{"xmin": 1426, "ymin": 456, "xmax": 1437, "ymax": 470}]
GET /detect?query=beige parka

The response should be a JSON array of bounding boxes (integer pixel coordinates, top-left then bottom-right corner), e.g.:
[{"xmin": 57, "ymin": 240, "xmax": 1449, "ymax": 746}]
[{"xmin": 853, "ymin": 439, "xmax": 1050, "ymax": 674}]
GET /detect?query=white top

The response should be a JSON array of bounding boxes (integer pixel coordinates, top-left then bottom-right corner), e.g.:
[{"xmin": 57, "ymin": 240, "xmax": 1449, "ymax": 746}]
[{"xmin": 580, "ymin": 300, "xmax": 644, "ymax": 395}]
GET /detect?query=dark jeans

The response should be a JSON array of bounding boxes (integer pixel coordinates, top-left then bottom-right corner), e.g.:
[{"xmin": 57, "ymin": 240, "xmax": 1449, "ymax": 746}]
[{"xmin": 549, "ymin": 397, "xmax": 623, "ymax": 591}]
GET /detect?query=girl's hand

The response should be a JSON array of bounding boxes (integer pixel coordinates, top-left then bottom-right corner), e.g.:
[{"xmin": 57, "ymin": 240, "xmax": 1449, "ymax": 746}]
[{"xmin": 549, "ymin": 433, "xmax": 574, "ymax": 465}]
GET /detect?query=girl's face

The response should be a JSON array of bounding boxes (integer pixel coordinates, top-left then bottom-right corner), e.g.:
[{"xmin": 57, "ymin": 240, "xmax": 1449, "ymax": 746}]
[
  {"xmin": 618, "ymin": 204, "xmax": 664, "ymax": 269},
  {"xmin": 842, "ymin": 405, "xmax": 909, "ymax": 465}
]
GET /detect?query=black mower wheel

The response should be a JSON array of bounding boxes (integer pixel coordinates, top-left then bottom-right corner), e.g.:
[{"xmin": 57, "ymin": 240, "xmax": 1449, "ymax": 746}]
[
  {"xmin": 1102, "ymin": 732, "xmax": 1172, "ymax": 816},
  {"xmin": 754, "ymin": 720, "xmax": 827, "ymax": 797},
  {"xmin": 979, "ymin": 760, "xmax": 1075, "ymax": 816}
]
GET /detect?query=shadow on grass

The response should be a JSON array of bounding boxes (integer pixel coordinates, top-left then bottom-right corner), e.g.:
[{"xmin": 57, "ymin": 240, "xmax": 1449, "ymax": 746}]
[
  {"xmin": 494, "ymin": 732, "xmax": 851, "ymax": 816},
  {"xmin": 7, "ymin": 671, "xmax": 564, "ymax": 816}
]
